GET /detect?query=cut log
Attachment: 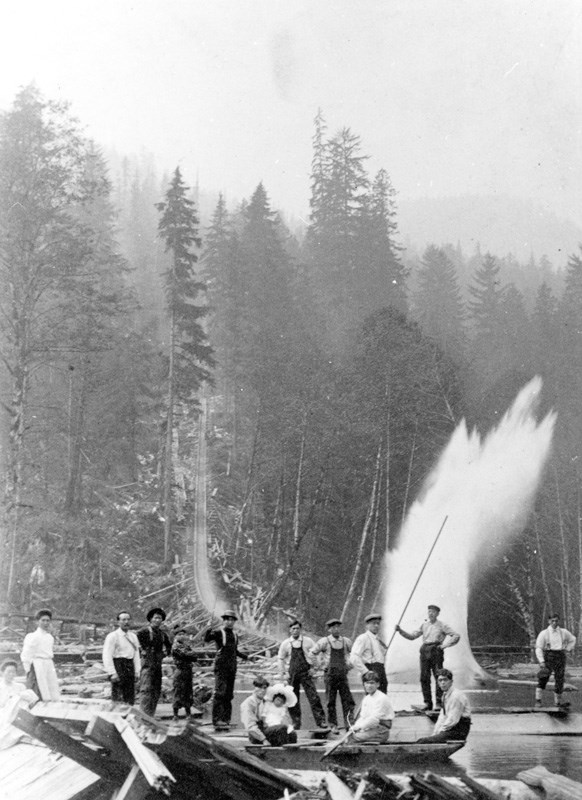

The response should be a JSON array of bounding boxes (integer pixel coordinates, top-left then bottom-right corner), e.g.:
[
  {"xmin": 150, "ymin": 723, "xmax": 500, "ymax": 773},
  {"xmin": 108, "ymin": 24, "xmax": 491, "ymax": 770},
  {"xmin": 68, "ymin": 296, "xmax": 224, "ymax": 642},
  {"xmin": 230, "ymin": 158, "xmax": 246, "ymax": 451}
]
[
  {"xmin": 517, "ymin": 765, "xmax": 582, "ymax": 800},
  {"xmin": 459, "ymin": 773, "xmax": 505, "ymax": 799},
  {"xmin": 114, "ymin": 716, "xmax": 175, "ymax": 793}
]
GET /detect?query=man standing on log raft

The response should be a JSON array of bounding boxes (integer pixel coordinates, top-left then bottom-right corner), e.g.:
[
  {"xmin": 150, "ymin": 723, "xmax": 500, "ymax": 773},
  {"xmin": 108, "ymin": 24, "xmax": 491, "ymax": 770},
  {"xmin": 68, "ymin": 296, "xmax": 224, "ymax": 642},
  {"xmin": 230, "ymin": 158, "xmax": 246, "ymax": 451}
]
[
  {"xmin": 535, "ymin": 612, "xmax": 576, "ymax": 708},
  {"xmin": 350, "ymin": 612, "xmax": 389, "ymax": 694},
  {"xmin": 137, "ymin": 607, "xmax": 172, "ymax": 717},
  {"xmin": 205, "ymin": 610, "xmax": 248, "ymax": 732},
  {"xmin": 395, "ymin": 603, "xmax": 459, "ymax": 710},
  {"xmin": 102, "ymin": 610, "xmax": 141, "ymax": 704},
  {"xmin": 277, "ymin": 619, "xmax": 327, "ymax": 730},
  {"xmin": 310, "ymin": 618, "xmax": 355, "ymax": 734}
]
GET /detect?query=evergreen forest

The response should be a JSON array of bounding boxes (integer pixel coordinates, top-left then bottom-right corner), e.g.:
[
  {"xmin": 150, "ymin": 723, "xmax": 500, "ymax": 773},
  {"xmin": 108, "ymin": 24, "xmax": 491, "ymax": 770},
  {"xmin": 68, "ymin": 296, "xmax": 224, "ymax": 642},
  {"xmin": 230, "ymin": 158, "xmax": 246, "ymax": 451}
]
[{"xmin": 1, "ymin": 87, "xmax": 581, "ymax": 647}]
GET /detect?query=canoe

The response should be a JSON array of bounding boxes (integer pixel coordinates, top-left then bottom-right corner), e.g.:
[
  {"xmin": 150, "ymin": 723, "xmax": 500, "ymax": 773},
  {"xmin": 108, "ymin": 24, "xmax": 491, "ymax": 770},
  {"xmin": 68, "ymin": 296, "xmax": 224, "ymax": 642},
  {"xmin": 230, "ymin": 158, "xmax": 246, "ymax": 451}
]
[
  {"xmin": 393, "ymin": 706, "xmax": 581, "ymax": 737},
  {"xmin": 244, "ymin": 740, "xmax": 465, "ymax": 769}
]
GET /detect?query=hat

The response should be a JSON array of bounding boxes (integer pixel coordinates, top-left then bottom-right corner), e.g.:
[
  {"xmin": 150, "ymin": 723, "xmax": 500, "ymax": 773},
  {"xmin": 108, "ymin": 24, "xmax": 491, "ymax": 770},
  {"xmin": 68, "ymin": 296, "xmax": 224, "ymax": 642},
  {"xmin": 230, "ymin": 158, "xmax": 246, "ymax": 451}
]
[
  {"xmin": 288, "ymin": 619, "xmax": 302, "ymax": 628},
  {"xmin": 252, "ymin": 675, "xmax": 270, "ymax": 688},
  {"xmin": 365, "ymin": 612, "xmax": 382, "ymax": 623},
  {"xmin": 221, "ymin": 610, "xmax": 238, "ymax": 620},
  {"xmin": 146, "ymin": 607, "xmax": 166, "ymax": 621},
  {"xmin": 427, "ymin": 604, "xmax": 441, "ymax": 613},
  {"xmin": 326, "ymin": 618, "xmax": 343, "ymax": 627},
  {"xmin": 265, "ymin": 683, "xmax": 298, "ymax": 707}
]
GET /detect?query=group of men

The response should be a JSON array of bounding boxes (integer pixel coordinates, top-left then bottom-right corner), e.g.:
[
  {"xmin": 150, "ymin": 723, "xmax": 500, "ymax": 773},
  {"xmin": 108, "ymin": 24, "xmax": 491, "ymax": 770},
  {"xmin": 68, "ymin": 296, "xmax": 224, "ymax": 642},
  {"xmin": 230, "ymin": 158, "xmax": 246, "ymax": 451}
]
[{"xmin": 16, "ymin": 603, "xmax": 576, "ymax": 739}]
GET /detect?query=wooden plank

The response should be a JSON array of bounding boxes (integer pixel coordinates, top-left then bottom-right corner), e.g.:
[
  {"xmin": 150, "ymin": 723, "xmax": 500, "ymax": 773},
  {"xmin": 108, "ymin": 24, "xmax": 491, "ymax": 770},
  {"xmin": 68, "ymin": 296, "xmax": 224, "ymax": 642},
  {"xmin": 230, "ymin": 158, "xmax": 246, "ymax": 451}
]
[
  {"xmin": 325, "ymin": 771, "xmax": 354, "ymax": 800},
  {"xmin": 11, "ymin": 707, "xmax": 127, "ymax": 783},
  {"xmin": 517, "ymin": 765, "xmax": 582, "ymax": 800},
  {"xmin": 459, "ymin": 773, "xmax": 505, "ymax": 799},
  {"xmin": 114, "ymin": 716, "xmax": 176, "ymax": 793},
  {"xmin": 114, "ymin": 764, "xmax": 151, "ymax": 800}
]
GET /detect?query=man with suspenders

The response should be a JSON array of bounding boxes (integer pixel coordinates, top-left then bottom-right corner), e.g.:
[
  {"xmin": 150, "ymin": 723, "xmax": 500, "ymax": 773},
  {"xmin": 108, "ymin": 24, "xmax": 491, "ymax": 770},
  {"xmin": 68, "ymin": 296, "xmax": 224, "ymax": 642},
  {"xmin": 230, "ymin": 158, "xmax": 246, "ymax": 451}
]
[
  {"xmin": 205, "ymin": 610, "xmax": 248, "ymax": 731},
  {"xmin": 310, "ymin": 618, "xmax": 355, "ymax": 733},
  {"xmin": 277, "ymin": 619, "xmax": 327, "ymax": 730}
]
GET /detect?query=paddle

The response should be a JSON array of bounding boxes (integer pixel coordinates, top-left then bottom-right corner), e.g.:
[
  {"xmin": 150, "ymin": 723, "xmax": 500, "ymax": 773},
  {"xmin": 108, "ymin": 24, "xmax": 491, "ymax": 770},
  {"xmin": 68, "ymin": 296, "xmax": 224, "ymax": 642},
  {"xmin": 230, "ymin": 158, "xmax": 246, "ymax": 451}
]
[
  {"xmin": 320, "ymin": 709, "xmax": 360, "ymax": 761},
  {"xmin": 384, "ymin": 515, "xmax": 448, "ymax": 655}
]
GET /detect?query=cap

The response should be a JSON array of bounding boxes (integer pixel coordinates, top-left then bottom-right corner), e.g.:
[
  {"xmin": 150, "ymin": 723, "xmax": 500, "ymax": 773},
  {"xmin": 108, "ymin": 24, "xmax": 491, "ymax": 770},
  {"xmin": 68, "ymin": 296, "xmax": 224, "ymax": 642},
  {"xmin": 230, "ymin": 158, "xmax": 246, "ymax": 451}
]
[
  {"xmin": 326, "ymin": 618, "xmax": 343, "ymax": 627},
  {"xmin": 146, "ymin": 607, "xmax": 166, "ymax": 621},
  {"xmin": 365, "ymin": 612, "xmax": 382, "ymax": 623},
  {"xmin": 427, "ymin": 604, "xmax": 441, "ymax": 613},
  {"xmin": 221, "ymin": 610, "xmax": 238, "ymax": 620}
]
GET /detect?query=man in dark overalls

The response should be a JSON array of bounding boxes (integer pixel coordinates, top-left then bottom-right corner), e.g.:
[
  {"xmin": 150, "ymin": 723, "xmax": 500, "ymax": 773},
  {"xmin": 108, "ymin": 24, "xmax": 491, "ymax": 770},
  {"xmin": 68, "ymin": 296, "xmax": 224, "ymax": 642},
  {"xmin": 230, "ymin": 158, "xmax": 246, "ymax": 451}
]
[
  {"xmin": 395, "ymin": 604, "xmax": 459, "ymax": 710},
  {"xmin": 137, "ymin": 607, "xmax": 172, "ymax": 717},
  {"xmin": 205, "ymin": 610, "xmax": 248, "ymax": 731},
  {"xmin": 277, "ymin": 619, "xmax": 327, "ymax": 730},
  {"xmin": 310, "ymin": 618, "xmax": 355, "ymax": 733}
]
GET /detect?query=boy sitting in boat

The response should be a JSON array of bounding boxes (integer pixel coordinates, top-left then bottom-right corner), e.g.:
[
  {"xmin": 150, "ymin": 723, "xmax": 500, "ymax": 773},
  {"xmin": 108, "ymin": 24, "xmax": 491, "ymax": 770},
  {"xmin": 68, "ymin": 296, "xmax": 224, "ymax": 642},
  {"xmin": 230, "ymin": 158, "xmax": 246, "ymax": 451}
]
[
  {"xmin": 351, "ymin": 670, "xmax": 394, "ymax": 742},
  {"xmin": 416, "ymin": 668, "xmax": 471, "ymax": 743},
  {"xmin": 240, "ymin": 675, "xmax": 270, "ymax": 744}
]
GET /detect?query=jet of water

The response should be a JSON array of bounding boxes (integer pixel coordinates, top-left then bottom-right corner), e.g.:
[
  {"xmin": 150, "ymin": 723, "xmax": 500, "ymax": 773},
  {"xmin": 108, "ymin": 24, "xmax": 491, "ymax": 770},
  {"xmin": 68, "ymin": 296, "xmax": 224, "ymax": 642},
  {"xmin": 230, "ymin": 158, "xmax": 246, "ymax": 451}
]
[{"xmin": 383, "ymin": 376, "xmax": 556, "ymax": 688}]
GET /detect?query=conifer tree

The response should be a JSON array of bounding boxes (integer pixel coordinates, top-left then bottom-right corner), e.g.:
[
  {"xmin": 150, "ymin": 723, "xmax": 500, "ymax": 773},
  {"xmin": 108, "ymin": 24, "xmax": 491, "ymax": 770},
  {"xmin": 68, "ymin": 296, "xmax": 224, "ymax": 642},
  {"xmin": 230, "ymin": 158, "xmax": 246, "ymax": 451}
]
[
  {"xmin": 414, "ymin": 245, "xmax": 465, "ymax": 361},
  {"xmin": 156, "ymin": 167, "xmax": 213, "ymax": 561}
]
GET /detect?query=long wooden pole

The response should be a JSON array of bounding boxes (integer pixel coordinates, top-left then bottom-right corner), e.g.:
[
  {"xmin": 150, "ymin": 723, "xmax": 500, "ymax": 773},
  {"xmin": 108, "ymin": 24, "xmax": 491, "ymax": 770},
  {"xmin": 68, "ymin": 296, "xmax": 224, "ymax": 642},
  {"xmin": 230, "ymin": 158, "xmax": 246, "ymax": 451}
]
[{"xmin": 384, "ymin": 515, "xmax": 448, "ymax": 654}]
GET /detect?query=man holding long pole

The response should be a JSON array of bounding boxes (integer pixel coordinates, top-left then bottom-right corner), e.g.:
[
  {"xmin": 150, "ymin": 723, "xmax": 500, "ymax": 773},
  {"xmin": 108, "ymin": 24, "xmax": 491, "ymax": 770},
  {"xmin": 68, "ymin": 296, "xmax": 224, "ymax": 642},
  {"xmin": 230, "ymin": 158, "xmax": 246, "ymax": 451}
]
[{"xmin": 395, "ymin": 603, "xmax": 459, "ymax": 710}]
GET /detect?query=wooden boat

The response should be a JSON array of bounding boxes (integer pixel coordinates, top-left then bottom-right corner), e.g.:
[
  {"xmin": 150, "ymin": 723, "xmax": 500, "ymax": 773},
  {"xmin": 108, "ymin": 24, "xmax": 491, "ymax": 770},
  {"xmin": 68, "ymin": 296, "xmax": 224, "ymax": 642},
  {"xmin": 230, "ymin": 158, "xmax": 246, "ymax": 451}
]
[
  {"xmin": 393, "ymin": 706, "xmax": 582, "ymax": 737},
  {"xmin": 244, "ymin": 739, "xmax": 465, "ymax": 769}
]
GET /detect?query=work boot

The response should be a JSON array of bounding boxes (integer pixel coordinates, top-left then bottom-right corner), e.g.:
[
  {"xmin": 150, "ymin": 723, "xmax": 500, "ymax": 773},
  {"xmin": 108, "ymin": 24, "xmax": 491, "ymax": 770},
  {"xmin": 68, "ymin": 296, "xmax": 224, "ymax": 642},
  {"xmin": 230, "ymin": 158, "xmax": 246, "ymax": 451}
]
[
  {"xmin": 534, "ymin": 688, "xmax": 543, "ymax": 707},
  {"xmin": 554, "ymin": 693, "xmax": 565, "ymax": 707}
]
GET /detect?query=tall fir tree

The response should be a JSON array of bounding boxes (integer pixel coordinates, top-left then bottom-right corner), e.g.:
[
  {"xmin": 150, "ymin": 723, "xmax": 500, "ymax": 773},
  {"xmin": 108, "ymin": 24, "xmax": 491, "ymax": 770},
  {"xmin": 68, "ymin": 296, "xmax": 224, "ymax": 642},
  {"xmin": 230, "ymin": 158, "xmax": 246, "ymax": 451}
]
[{"xmin": 156, "ymin": 167, "xmax": 214, "ymax": 561}]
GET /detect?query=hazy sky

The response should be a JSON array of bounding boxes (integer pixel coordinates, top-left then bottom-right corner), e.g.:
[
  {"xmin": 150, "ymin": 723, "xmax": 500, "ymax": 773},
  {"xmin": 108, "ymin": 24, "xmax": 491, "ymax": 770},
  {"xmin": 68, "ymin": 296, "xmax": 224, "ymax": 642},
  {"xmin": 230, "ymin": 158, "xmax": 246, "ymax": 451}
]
[{"xmin": 1, "ymin": 0, "xmax": 581, "ymax": 222}]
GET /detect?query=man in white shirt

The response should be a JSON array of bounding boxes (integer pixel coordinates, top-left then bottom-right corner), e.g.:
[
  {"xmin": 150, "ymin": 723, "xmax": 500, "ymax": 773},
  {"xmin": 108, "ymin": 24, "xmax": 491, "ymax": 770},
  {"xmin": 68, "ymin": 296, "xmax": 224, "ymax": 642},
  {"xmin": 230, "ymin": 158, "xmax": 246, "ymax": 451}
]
[
  {"xmin": 240, "ymin": 675, "xmax": 270, "ymax": 744},
  {"xmin": 20, "ymin": 609, "xmax": 60, "ymax": 701},
  {"xmin": 395, "ymin": 604, "xmax": 459, "ymax": 710},
  {"xmin": 416, "ymin": 669, "xmax": 471, "ymax": 743},
  {"xmin": 102, "ymin": 611, "xmax": 141, "ymax": 704},
  {"xmin": 351, "ymin": 671, "xmax": 394, "ymax": 742},
  {"xmin": 535, "ymin": 612, "xmax": 576, "ymax": 708},
  {"xmin": 350, "ymin": 612, "xmax": 388, "ymax": 693}
]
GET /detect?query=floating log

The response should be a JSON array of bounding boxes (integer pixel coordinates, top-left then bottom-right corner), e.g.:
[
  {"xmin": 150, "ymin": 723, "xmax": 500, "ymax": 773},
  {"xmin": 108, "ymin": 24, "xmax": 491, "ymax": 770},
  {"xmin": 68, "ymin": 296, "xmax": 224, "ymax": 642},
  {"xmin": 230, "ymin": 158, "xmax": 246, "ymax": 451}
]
[{"xmin": 517, "ymin": 765, "xmax": 582, "ymax": 800}]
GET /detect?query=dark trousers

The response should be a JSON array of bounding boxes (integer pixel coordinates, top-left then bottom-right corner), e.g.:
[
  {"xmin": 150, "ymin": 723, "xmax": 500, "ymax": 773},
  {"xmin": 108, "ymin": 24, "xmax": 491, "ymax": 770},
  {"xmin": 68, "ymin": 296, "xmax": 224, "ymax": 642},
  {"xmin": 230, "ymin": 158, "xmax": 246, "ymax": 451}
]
[
  {"xmin": 417, "ymin": 716, "xmax": 471, "ymax": 743},
  {"xmin": 112, "ymin": 657, "xmax": 136, "ymax": 704},
  {"xmin": 264, "ymin": 725, "xmax": 298, "ymax": 746},
  {"xmin": 420, "ymin": 643, "xmax": 444, "ymax": 708},
  {"xmin": 363, "ymin": 662, "xmax": 388, "ymax": 694},
  {"xmin": 290, "ymin": 670, "xmax": 326, "ymax": 728},
  {"xmin": 325, "ymin": 670, "xmax": 355, "ymax": 727},
  {"xmin": 538, "ymin": 650, "xmax": 566, "ymax": 694},
  {"xmin": 139, "ymin": 664, "xmax": 162, "ymax": 717},
  {"xmin": 213, "ymin": 668, "xmax": 236, "ymax": 725}
]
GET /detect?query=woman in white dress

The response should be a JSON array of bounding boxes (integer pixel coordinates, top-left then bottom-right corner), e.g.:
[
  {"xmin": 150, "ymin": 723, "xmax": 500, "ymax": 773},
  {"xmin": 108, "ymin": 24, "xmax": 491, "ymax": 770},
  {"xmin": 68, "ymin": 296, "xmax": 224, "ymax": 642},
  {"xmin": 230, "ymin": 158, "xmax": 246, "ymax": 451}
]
[{"xmin": 20, "ymin": 609, "xmax": 61, "ymax": 701}]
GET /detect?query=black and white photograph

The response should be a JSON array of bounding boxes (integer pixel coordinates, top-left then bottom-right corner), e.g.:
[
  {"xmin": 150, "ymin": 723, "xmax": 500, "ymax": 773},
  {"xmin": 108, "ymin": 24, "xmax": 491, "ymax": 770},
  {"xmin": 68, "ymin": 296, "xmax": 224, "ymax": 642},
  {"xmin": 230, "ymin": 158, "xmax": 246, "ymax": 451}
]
[{"xmin": 0, "ymin": 2, "xmax": 582, "ymax": 797}]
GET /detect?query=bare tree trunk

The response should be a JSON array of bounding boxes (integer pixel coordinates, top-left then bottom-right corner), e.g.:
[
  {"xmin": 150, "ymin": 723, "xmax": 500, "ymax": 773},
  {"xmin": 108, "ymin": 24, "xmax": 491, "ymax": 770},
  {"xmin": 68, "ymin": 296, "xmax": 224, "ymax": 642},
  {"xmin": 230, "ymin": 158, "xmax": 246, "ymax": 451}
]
[
  {"xmin": 163, "ymin": 312, "xmax": 176, "ymax": 563},
  {"xmin": 554, "ymin": 466, "xmax": 574, "ymax": 629},
  {"xmin": 503, "ymin": 554, "xmax": 537, "ymax": 660},
  {"xmin": 293, "ymin": 411, "xmax": 307, "ymax": 547},
  {"xmin": 384, "ymin": 378, "xmax": 391, "ymax": 552},
  {"xmin": 401, "ymin": 415, "xmax": 418, "ymax": 527},
  {"xmin": 64, "ymin": 358, "xmax": 88, "ymax": 513},
  {"xmin": 342, "ymin": 439, "xmax": 382, "ymax": 626},
  {"xmin": 533, "ymin": 513, "xmax": 552, "ymax": 613},
  {"xmin": 353, "ymin": 459, "xmax": 382, "ymax": 635}
]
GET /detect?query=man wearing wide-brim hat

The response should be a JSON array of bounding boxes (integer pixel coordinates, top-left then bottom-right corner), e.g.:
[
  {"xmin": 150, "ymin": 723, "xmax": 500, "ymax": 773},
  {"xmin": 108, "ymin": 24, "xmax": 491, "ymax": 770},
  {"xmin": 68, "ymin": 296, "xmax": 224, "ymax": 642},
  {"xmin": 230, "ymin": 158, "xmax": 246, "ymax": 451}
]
[
  {"xmin": 310, "ymin": 618, "xmax": 355, "ymax": 733},
  {"xmin": 137, "ymin": 608, "xmax": 172, "ymax": 717},
  {"xmin": 350, "ymin": 612, "xmax": 389, "ymax": 693},
  {"xmin": 205, "ymin": 610, "xmax": 248, "ymax": 731}
]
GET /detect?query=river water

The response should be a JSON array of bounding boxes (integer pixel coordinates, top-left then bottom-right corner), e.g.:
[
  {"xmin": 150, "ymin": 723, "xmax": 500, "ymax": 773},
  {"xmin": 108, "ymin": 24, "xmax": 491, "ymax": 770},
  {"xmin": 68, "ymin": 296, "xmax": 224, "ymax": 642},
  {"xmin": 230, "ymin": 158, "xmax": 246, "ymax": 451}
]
[{"xmin": 232, "ymin": 677, "xmax": 582, "ymax": 782}]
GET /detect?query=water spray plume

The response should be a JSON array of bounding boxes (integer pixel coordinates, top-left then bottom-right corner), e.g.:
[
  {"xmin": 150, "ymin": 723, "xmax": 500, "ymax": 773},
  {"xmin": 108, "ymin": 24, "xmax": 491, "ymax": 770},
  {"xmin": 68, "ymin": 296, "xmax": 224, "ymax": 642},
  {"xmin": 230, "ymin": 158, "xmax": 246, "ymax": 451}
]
[{"xmin": 383, "ymin": 377, "xmax": 556, "ymax": 688}]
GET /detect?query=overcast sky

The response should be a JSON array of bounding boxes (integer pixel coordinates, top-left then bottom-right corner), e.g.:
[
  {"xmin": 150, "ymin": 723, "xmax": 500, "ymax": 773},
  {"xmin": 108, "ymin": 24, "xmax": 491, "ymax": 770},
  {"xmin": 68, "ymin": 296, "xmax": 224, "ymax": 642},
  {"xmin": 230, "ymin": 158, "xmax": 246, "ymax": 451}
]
[{"xmin": 1, "ymin": 0, "xmax": 581, "ymax": 223}]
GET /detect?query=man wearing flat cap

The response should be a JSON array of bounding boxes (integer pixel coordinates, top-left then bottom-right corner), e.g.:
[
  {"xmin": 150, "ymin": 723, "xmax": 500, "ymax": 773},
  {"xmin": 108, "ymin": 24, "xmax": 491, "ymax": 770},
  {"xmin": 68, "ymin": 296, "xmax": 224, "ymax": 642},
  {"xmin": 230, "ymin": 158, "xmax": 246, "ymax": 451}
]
[
  {"xmin": 205, "ymin": 610, "xmax": 248, "ymax": 731},
  {"xmin": 350, "ymin": 612, "xmax": 389, "ymax": 693},
  {"xmin": 396, "ymin": 604, "xmax": 459, "ymax": 710},
  {"xmin": 310, "ymin": 619, "xmax": 355, "ymax": 733},
  {"xmin": 277, "ymin": 619, "xmax": 327, "ymax": 729},
  {"xmin": 137, "ymin": 608, "xmax": 172, "ymax": 717}
]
